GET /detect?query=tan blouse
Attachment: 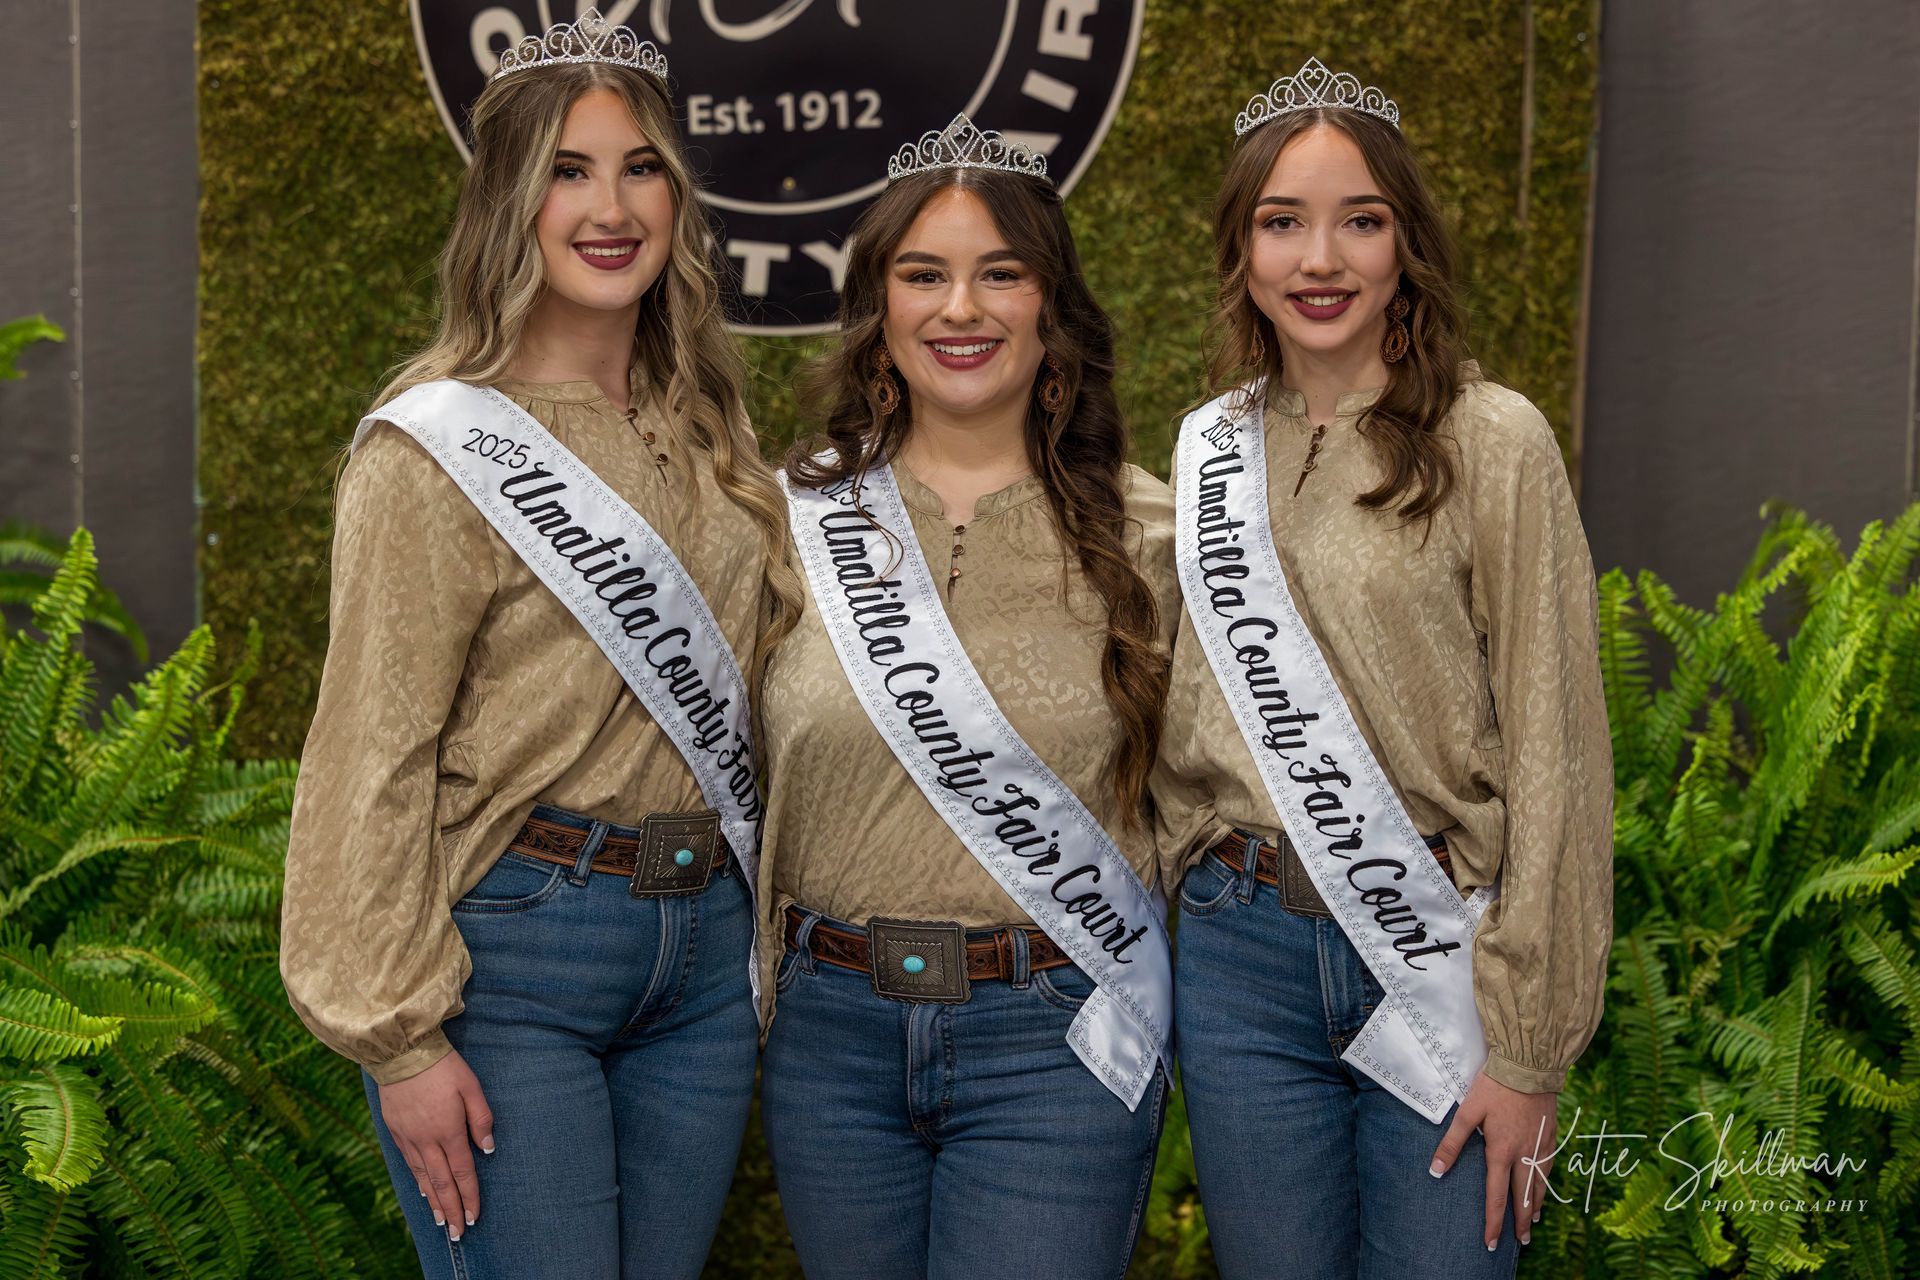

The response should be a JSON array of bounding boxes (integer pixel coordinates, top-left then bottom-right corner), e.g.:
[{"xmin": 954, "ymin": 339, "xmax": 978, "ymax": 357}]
[
  {"xmin": 280, "ymin": 374, "xmax": 769, "ymax": 1084},
  {"xmin": 757, "ymin": 462, "xmax": 1180, "ymax": 976},
  {"xmin": 1155, "ymin": 375, "xmax": 1614, "ymax": 1094}
]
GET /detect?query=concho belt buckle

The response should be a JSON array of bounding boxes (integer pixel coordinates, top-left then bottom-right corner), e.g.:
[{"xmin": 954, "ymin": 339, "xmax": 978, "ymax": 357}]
[
  {"xmin": 866, "ymin": 918, "xmax": 970, "ymax": 1004},
  {"xmin": 1279, "ymin": 837, "xmax": 1335, "ymax": 920},
  {"xmin": 629, "ymin": 810, "xmax": 721, "ymax": 898}
]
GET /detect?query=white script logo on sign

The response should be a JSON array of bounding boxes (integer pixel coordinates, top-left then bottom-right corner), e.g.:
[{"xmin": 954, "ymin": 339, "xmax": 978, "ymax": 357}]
[{"xmin": 412, "ymin": 0, "xmax": 1142, "ymax": 332}]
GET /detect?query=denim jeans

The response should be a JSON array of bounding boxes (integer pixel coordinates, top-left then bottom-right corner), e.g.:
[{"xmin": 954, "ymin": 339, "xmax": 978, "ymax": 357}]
[
  {"xmin": 363, "ymin": 805, "xmax": 759, "ymax": 1279},
  {"xmin": 760, "ymin": 909, "xmax": 1168, "ymax": 1280},
  {"xmin": 1174, "ymin": 847, "xmax": 1520, "ymax": 1280}
]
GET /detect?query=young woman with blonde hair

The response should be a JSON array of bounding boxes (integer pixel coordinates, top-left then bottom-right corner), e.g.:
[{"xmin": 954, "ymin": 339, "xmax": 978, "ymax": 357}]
[
  {"xmin": 1157, "ymin": 58, "xmax": 1613, "ymax": 1277},
  {"xmin": 279, "ymin": 12, "xmax": 797, "ymax": 1277}
]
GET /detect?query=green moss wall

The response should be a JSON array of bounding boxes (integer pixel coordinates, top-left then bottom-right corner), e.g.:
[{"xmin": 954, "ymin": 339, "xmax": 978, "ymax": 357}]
[{"xmin": 200, "ymin": 0, "xmax": 1597, "ymax": 760}]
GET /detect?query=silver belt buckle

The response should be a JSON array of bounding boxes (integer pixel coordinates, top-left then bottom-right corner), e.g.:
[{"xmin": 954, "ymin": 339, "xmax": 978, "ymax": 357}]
[
  {"xmin": 1279, "ymin": 836, "xmax": 1335, "ymax": 920},
  {"xmin": 867, "ymin": 917, "xmax": 970, "ymax": 1004},
  {"xmin": 630, "ymin": 810, "xmax": 721, "ymax": 898}
]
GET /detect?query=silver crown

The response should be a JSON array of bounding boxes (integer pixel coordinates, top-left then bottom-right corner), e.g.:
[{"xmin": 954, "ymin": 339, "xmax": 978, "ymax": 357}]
[
  {"xmin": 490, "ymin": 7, "xmax": 668, "ymax": 83},
  {"xmin": 1234, "ymin": 57, "xmax": 1400, "ymax": 136},
  {"xmin": 886, "ymin": 114, "xmax": 1050, "ymax": 183}
]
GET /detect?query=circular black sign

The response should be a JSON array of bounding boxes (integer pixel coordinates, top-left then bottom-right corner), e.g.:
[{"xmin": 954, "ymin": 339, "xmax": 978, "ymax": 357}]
[{"xmin": 411, "ymin": 1, "xmax": 1142, "ymax": 332}]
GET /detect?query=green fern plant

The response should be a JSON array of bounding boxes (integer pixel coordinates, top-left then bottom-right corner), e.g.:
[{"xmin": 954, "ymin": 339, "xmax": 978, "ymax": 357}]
[
  {"xmin": 0, "ymin": 530, "xmax": 409, "ymax": 1277},
  {"xmin": 1534, "ymin": 504, "xmax": 1920, "ymax": 1280}
]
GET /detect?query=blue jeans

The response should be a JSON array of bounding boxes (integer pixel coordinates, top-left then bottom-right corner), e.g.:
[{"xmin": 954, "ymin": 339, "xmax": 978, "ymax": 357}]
[
  {"xmin": 363, "ymin": 805, "xmax": 759, "ymax": 1279},
  {"xmin": 761, "ymin": 909, "xmax": 1168, "ymax": 1280},
  {"xmin": 1174, "ymin": 847, "xmax": 1519, "ymax": 1280}
]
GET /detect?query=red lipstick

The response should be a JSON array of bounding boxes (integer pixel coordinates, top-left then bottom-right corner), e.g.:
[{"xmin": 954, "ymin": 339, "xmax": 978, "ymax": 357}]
[
  {"xmin": 1289, "ymin": 290, "xmax": 1357, "ymax": 321},
  {"xmin": 924, "ymin": 337, "xmax": 1003, "ymax": 371},
  {"xmin": 575, "ymin": 238, "xmax": 640, "ymax": 271}
]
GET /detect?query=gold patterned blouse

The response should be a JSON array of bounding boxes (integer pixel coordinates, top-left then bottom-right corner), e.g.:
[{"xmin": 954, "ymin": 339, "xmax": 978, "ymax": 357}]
[
  {"xmin": 1154, "ymin": 374, "xmax": 1615, "ymax": 1094},
  {"xmin": 756, "ymin": 461, "xmax": 1180, "ymax": 990},
  {"xmin": 280, "ymin": 374, "xmax": 768, "ymax": 1084}
]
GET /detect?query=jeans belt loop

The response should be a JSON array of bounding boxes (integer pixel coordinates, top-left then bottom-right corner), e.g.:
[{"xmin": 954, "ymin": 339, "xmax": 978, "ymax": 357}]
[
  {"xmin": 1008, "ymin": 926, "xmax": 1032, "ymax": 989},
  {"xmin": 568, "ymin": 819, "xmax": 610, "ymax": 886},
  {"xmin": 791, "ymin": 910, "xmax": 822, "ymax": 976},
  {"xmin": 1235, "ymin": 830, "xmax": 1261, "ymax": 904}
]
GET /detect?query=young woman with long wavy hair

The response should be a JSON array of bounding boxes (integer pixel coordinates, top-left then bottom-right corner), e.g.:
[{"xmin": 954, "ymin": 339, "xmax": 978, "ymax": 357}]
[
  {"xmin": 279, "ymin": 13, "xmax": 799, "ymax": 1277},
  {"xmin": 759, "ymin": 118, "xmax": 1175, "ymax": 1279},
  {"xmin": 1156, "ymin": 60, "xmax": 1613, "ymax": 1278}
]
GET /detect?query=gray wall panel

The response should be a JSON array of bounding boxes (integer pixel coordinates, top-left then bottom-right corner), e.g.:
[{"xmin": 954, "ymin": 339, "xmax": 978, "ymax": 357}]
[
  {"xmin": 0, "ymin": 0, "xmax": 197, "ymax": 688},
  {"xmin": 0, "ymin": 0, "xmax": 79, "ymax": 537},
  {"xmin": 1583, "ymin": 1, "xmax": 1920, "ymax": 605},
  {"xmin": 77, "ymin": 0, "xmax": 201, "ymax": 687}
]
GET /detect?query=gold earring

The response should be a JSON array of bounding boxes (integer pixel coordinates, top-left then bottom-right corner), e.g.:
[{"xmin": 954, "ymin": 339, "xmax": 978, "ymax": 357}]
[
  {"xmin": 1039, "ymin": 354, "xmax": 1069, "ymax": 414},
  {"xmin": 870, "ymin": 342, "xmax": 901, "ymax": 415},
  {"xmin": 1250, "ymin": 326, "xmax": 1266, "ymax": 368},
  {"xmin": 1382, "ymin": 291, "xmax": 1411, "ymax": 364}
]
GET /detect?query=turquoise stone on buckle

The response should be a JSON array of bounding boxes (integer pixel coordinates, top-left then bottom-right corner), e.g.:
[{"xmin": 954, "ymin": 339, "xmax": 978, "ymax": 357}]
[
  {"xmin": 901, "ymin": 954, "xmax": 927, "ymax": 974},
  {"xmin": 673, "ymin": 847, "xmax": 695, "ymax": 867}
]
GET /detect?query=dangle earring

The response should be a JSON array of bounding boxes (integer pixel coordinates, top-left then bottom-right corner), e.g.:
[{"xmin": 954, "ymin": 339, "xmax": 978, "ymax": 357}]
[
  {"xmin": 1250, "ymin": 324, "xmax": 1266, "ymax": 369},
  {"xmin": 870, "ymin": 342, "xmax": 902, "ymax": 415},
  {"xmin": 1039, "ymin": 353, "xmax": 1069, "ymax": 414},
  {"xmin": 1382, "ymin": 290, "xmax": 1411, "ymax": 364}
]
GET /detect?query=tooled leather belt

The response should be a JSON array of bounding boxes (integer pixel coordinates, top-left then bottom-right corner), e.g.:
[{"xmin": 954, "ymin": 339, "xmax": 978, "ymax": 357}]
[
  {"xmin": 1207, "ymin": 827, "xmax": 1454, "ymax": 920},
  {"xmin": 507, "ymin": 810, "xmax": 729, "ymax": 898},
  {"xmin": 783, "ymin": 905, "xmax": 1075, "ymax": 982}
]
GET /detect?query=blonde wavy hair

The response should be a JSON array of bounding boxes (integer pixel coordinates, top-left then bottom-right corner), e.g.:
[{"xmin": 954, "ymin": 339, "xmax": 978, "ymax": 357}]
[{"xmin": 374, "ymin": 62, "xmax": 800, "ymax": 674}]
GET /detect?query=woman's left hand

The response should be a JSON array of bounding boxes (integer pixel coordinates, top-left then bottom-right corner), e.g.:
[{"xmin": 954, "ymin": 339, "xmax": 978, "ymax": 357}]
[{"xmin": 1429, "ymin": 1071, "xmax": 1558, "ymax": 1250}]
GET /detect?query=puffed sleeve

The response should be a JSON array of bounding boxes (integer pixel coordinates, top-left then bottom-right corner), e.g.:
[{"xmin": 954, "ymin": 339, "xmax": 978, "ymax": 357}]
[
  {"xmin": 279, "ymin": 424, "xmax": 496, "ymax": 1084},
  {"xmin": 1464, "ymin": 391, "xmax": 1615, "ymax": 1093}
]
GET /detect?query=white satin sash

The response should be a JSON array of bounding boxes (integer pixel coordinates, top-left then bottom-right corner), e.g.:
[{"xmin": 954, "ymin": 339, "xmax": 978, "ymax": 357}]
[
  {"xmin": 1174, "ymin": 388, "xmax": 1495, "ymax": 1122},
  {"xmin": 359, "ymin": 380, "xmax": 764, "ymax": 1007},
  {"xmin": 783, "ymin": 463, "xmax": 1171, "ymax": 1111}
]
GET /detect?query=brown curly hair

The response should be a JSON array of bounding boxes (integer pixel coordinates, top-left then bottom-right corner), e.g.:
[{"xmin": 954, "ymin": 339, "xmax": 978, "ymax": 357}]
[{"xmin": 786, "ymin": 166, "xmax": 1168, "ymax": 826}]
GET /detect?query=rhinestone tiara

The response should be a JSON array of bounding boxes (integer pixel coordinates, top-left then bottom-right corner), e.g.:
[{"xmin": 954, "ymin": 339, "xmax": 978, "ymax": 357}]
[
  {"xmin": 491, "ymin": 7, "xmax": 668, "ymax": 83},
  {"xmin": 886, "ymin": 114, "xmax": 1050, "ymax": 184},
  {"xmin": 1234, "ymin": 57, "xmax": 1400, "ymax": 137}
]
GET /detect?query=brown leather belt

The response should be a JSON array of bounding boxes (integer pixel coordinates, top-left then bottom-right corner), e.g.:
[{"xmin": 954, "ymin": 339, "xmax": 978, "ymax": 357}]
[
  {"xmin": 508, "ymin": 810, "xmax": 729, "ymax": 898},
  {"xmin": 783, "ymin": 905, "xmax": 1074, "ymax": 984},
  {"xmin": 1208, "ymin": 827, "xmax": 1453, "ymax": 920}
]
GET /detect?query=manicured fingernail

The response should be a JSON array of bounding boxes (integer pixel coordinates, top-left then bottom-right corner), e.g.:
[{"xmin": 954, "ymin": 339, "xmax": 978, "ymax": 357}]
[
  {"xmin": 1521, "ymin": 1233, "xmax": 1531, "ymax": 1246},
  {"xmin": 465, "ymin": 1214, "xmax": 475, "ymax": 1227},
  {"xmin": 481, "ymin": 1139, "xmax": 496, "ymax": 1155},
  {"xmin": 1487, "ymin": 1241, "xmax": 1498, "ymax": 1252},
  {"xmin": 1429, "ymin": 1160, "xmax": 1445, "ymax": 1178},
  {"xmin": 433, "ymin": 1212, "xmax": 444, "ymax": 1227}
]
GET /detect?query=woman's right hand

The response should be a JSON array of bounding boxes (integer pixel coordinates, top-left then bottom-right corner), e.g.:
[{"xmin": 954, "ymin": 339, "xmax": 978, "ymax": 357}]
[{"xmin": 376, "ymin": 1049, "xmax": 495, "ymax": 1241}]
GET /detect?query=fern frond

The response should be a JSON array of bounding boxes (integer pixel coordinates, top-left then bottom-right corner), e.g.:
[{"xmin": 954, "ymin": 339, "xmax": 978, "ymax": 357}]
[
  {"xmin": 2, "ymin": 1064, "xmax": 108, "ymax": 1190},
  {"xmin": 90, "ymin": 1139, "xmax": 226, "ymax": 1277},
  {"xmin": 0, "ymin": 830, "xmax": 204, "ymax": 923},
  {"xmin": 1770, "ymin": 845, "xmax": 1920, "ymax": 941},
  {"xmin": 0, "ymin": 987, "xmax": 121, "ymax": 1062},
  {"xmin": 0, "ymin": 1174, "xmax": 89, "ymax": 1279},
  {"xmin": 1843, "ymin": 919, "xmax": 1920, "ymax": 1036}
]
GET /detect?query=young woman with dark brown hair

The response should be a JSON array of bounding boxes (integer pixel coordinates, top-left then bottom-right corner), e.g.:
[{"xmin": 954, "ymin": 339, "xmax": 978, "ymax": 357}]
[
  {"xmin": 759, "ymin": 117, "xmax": 1176, "ymax": 1279},
  {"xmin": 1156, "ymin": 59, "xmax": 1613, "ymax": 1278}
]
